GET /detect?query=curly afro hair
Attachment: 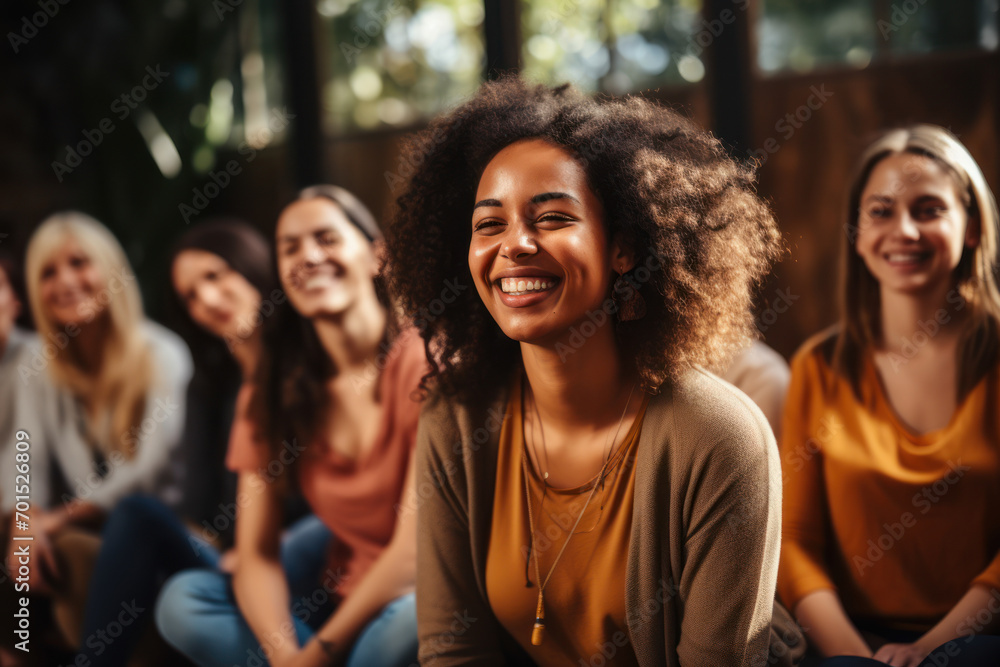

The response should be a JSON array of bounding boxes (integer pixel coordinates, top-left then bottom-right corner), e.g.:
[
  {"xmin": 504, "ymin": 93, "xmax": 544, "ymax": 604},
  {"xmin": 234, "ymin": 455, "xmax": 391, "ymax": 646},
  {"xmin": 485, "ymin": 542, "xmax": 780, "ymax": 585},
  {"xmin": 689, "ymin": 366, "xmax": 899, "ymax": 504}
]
[{"xmin": 385, "ymin": 75, "xmax": 782, "ymax": 401}]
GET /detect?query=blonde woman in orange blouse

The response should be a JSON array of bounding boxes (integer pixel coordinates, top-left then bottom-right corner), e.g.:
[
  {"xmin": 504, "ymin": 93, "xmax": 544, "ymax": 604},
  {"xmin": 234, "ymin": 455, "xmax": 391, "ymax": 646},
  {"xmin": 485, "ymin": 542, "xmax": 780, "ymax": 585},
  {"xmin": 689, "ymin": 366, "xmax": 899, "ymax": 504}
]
[{"xmin": 779, "ymin": 125, "xmax": 1000, "ymax": 667}]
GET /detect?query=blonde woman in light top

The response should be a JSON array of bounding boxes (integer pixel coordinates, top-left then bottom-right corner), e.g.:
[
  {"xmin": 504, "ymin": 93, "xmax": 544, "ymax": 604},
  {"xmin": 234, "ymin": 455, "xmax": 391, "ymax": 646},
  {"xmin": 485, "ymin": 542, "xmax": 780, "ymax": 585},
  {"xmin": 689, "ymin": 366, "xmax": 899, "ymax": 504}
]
[{"xmin": 1, "ymin": 213, "xmax": 191, "ymax": 609}]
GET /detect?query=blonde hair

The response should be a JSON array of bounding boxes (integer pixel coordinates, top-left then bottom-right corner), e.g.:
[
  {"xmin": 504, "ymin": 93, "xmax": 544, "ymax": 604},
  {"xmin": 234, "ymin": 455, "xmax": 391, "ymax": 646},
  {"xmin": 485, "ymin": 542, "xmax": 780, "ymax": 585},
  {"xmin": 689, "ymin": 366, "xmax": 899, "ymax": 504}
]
[
  {"xmin": 835, "ymin": 124, "xmax": 1000, "ymax": 399},
  {"xmin": 25, "ymin": 212, "xmax": 153, "ymax": 458}
]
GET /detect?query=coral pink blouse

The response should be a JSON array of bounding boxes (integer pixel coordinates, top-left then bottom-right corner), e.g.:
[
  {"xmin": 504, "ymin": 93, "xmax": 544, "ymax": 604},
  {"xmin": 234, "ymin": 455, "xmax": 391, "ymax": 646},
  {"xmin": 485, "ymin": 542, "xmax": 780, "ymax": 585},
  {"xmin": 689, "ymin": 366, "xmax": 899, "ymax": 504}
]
[{"xmin": 226, "ymin": 329, "xmax": 426, "ymax": 598}]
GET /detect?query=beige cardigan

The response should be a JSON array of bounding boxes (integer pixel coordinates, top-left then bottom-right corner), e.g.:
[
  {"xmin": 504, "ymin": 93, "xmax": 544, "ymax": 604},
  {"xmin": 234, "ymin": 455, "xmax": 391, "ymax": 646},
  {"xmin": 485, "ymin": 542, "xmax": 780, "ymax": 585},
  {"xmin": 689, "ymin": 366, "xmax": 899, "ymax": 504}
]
[{"xmin": 415, "ymin": 367, "xmax": 783, "ymax": 666}]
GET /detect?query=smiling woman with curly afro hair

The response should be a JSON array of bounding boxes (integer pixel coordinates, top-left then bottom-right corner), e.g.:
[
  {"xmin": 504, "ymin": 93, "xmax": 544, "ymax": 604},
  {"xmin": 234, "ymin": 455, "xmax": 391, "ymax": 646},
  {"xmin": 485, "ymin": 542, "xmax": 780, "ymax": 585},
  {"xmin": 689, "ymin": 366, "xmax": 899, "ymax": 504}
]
[
  {"xmin": 385, "ymin": 76, "xmax": 798, "ymax": 667},
  {"xmin": 387, "ymin": 76, "xmax": 781, "ymax": 399}
]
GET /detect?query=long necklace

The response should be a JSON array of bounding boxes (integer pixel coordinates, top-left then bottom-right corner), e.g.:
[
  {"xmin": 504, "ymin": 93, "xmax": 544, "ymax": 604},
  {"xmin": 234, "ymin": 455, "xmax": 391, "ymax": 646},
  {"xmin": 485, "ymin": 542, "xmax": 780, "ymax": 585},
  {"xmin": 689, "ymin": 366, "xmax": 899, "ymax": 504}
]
[
  {"xmin": 521, "ymin": 379, "xmax": 637, "ymax": 646},
  {"xmin": 523, "ymin": 379, "xmax": 636, "ymax": 486},
  {"xmin": 527, "ymin": 382, "xmax": 633, "ymax": 533}
]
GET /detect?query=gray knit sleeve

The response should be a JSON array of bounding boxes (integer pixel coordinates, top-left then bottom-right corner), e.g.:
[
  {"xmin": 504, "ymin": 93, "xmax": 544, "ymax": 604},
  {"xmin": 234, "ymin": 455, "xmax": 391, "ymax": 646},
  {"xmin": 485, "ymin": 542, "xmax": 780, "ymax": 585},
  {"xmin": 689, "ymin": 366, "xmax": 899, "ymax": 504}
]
[{"xmin": 1, "ymin": 339, "xmax": 54, "ymax": 513}]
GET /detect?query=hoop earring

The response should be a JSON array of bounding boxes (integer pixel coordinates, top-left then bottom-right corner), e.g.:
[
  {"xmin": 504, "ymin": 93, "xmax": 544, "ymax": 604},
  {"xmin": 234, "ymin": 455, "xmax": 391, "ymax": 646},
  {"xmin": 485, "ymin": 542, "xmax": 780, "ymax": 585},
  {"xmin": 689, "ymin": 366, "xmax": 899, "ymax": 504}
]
[{"xmin": 613, "ymin": 271, "xmax": 646, "ymax": 321}]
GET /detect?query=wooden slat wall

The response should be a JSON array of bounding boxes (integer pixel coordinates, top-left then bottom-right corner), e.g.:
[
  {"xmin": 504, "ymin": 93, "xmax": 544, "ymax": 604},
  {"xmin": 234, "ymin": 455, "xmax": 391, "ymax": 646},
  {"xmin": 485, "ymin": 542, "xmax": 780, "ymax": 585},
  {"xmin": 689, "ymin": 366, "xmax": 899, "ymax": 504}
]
[
  {"xmin": 749, "ymin": 51, "xmax": 1000, "ymax": 358},
  {"xmin": 321, "ymin": 84, "xmax": 711, "ymax": 226}
]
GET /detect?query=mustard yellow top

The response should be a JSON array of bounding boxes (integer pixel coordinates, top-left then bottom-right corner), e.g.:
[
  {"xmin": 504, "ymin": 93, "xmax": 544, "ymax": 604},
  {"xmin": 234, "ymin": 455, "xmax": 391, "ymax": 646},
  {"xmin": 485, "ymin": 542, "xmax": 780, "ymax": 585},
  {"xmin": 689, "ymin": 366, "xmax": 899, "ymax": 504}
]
[
  {"xmin": 778, "ymin": 333, "xmax": 1000, "ymax": 631},
  {"xmin": 486, "ymin": 375, "xmax": 649, "ymax": 665}
]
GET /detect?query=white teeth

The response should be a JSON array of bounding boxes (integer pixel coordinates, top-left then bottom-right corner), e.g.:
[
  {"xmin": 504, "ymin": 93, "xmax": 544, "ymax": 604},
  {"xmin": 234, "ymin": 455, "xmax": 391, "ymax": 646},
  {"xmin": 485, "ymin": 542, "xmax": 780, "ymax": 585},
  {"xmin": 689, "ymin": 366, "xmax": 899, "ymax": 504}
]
[
  {"xmin": 887, "ymin": 253, "xmax": 925, "ymax": 262},
  {"xmin": 303, "ymin": 276, "xmax": 332, "ymax": 289},
  {"xmin": 499, "ymin": 277, "xmax": 557, "ymax": 295}
]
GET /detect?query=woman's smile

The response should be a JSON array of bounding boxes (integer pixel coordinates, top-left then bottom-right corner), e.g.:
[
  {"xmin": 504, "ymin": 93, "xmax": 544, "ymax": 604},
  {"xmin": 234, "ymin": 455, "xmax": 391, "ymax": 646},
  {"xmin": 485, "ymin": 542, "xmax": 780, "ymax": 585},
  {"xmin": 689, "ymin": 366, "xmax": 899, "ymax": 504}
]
[
  {"xmin": 881, "ymin": 248, "xmax": 934, "ymax": 272},
  {"xmin": 292, "ymin": 264, "xmax": 343, "ymax": 293},
  {"xmin": 494, "ymin": 268, "xmax": 562, "ymax": 306},
  {"xmin": 276, "ymin": 197, "xmax": 380, "ymax": 320},
  {"xmin": 855, "ymin": 152, "xmax": 974, "ymax": 295},
  {"xmin": 469, "ymin": 138, "xmax": 623, "ymax": 342}
]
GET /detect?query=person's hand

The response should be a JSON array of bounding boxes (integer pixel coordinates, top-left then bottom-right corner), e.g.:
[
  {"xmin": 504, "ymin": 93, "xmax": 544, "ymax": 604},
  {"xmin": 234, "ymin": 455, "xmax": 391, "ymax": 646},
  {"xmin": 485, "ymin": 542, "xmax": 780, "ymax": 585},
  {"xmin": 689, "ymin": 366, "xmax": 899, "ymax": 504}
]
[
  {"xmin": 219, "ymin": 548, "xmax": 239, "ymax": 573},
  {"xmin": 872, "ymin": 642, "xmax": 930, "ymax": 667},
  {"xmin": 5, "ymin": 523, "xmax": 61, "ymax": 596},
  {"xmin": 36, "ymin": 508, "xmax": 68, "ymax": 536},
  {"xmin": 273, "ymin": 640, "xmax": 339, "ymax": 667}
]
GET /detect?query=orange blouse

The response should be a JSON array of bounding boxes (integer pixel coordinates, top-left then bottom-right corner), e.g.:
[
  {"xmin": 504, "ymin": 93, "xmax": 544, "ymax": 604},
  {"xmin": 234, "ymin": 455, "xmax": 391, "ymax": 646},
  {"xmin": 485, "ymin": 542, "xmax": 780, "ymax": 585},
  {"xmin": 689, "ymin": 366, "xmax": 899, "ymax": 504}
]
[
  {"xmin": 486, "ymin": 375, "xmax": 649, "ymax": 666},
  {"xmin": 778, "ymin": 334, "xmax": 1000, "ymax": 631}
]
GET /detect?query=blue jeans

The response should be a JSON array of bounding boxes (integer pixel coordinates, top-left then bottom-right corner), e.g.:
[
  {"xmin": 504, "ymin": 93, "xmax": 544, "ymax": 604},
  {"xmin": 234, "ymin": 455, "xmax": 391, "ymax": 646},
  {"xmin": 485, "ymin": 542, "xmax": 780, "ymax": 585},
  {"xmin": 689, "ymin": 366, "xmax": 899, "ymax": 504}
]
[
  {"xmin": 78, "ymin": 494, "xmax": 331, "ymax": 666},
  {"xmin": 818, "ymin": 636, "xmax": 1000, "ymax": 667},
  {"xmin": 155, "ymin": 546, "xmax": 417, "ymax": 667}
]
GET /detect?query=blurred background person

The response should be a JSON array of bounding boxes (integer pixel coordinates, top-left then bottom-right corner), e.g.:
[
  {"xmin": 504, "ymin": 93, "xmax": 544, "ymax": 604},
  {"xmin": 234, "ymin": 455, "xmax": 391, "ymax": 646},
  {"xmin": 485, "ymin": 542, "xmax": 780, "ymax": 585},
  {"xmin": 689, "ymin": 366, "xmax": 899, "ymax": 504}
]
[
  {"xmin": 0, "ymin": 250, "xmax": 32, "ymax": 442},
  {"xmin": 167, "ymin": 218, "xmax": 275, "ymax": 551},
  {"xmin": 73, "ymin": 219, "xmax": 283, "ymax": 666},
  {"xmin": 722, "ymin": 340, "xmax": 791, "ymax": 441},
  {"xmin": 156, "ymin": 186, "xmax": 423, "ymax": 667},
  {"xmin": 0, "ymin": 250, "xmax": 33, "ymax": 667},
  {"xmin": 779, "ymin": 125, "xmax": 1000, "ymax": 667},
  {"xmin": 0, "ymin": 212, "xmax": 192, "ymax": 664}
]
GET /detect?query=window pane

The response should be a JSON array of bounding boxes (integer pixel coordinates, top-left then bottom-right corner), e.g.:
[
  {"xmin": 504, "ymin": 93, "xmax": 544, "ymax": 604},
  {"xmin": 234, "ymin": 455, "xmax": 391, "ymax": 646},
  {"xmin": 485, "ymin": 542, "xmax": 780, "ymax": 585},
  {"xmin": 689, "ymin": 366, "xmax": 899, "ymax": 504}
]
[
  {"xmin": 242, "ymin": 0, "xmax": 288, "ymax": 146},
  {"xmin": 521, "ymin": 0, "xmax": 607, "ymax": 91},
  {"xmin": 318, "ymin": 0, "xmax": 485, "ymax": 134},
  {"xmin": 882, "ymin": 0, "xmax": 998, "ymax": 55},
  {"xmin": 757, "ymin": 0, "xmax": 876, "ymax": 73},
  {"xmin": 188, "ymin": 0, "xmax": 289, "ymax": 173},
  {"xmin": 758, "ymin": 0, "xmax": 998, "ymax": 75},
  {"xmin": 521, "ymin": 0, "xmax": 705, "ymax": 93}
]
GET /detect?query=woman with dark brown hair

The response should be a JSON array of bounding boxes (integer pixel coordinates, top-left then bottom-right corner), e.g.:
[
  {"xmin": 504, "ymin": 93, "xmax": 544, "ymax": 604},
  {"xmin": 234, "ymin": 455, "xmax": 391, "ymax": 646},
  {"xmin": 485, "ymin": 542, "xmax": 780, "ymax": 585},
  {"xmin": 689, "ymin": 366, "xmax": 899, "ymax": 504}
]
[
  {"xmin": 779, "ymin": 126, "xmax": 1000, "ymax": 667},
  {"xmin": 385, "ymin": 76, "xmax": 793, "ymax": 666},
  {"xmin": 66, "ymin": 219, "xmax": 288, "ymax": 667},
  {"xmin": 156, "ymin": 186, "xmax": 424, "ymax": 667}
]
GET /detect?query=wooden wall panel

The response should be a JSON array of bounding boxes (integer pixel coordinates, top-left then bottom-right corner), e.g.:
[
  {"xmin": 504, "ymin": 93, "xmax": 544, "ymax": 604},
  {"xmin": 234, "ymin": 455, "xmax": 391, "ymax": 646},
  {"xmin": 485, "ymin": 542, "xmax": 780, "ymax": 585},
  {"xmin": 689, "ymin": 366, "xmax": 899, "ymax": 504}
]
[{"xmin": 749, "ymin": 52, "xmax": 1000, "ymax": 358}]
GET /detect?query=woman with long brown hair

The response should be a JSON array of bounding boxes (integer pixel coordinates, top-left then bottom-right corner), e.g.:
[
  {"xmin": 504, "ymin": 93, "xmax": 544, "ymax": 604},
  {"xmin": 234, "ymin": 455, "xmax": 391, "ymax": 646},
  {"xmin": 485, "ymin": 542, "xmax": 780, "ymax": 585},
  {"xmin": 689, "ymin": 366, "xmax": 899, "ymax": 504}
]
[
  {"xmin": 779, "ymin": 125, "xmax": 1000, "ymax": 666},
  {"xmin": 70, "ymin": 219, "xmax": 301, "ymax": 667},
  {"xmin": 156, "ymin": 186, "xmax": 423, "ymax": 667}
]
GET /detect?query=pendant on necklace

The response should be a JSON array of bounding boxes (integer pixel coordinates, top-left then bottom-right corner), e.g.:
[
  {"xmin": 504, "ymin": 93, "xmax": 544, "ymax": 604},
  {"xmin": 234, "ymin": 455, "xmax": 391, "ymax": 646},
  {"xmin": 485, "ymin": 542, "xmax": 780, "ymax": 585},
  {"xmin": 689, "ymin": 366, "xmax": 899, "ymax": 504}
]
[{"xmin": 531, "ymin": 592, "xmax": 546, "ymax": 645}]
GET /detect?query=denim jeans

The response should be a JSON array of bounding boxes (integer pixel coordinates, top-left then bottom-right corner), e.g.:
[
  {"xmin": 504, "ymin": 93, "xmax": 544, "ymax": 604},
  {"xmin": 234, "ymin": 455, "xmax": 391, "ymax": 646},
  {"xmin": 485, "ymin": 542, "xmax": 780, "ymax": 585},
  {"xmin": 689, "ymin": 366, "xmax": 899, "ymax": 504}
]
[
  {"xmin": 817, "ymin": 636, "xmax": 1000, "ymax": 667},
  {"xmin": 155, "ymin": 531, "xmax": 417, "ymax": 666},
  {"xmin": 77, "ymin": 493, "xmax": 331, "ymax": 666}
]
